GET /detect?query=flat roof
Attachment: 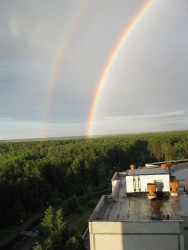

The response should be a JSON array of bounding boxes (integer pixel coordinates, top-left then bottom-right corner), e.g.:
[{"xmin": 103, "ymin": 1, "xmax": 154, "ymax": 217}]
[
  {"xmin": 89, "ymin": 162, "xmax": 188, "ymax": 222},
  {"xmin": 126, "ymin": 168, "xmax": 169, "ymax": 176}
]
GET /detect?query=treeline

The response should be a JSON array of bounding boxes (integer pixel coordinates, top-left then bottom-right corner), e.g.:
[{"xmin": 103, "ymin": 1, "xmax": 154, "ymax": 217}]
[{"xmin": 0, "ymin": 130, "xmax": 188, "ymax": 228}]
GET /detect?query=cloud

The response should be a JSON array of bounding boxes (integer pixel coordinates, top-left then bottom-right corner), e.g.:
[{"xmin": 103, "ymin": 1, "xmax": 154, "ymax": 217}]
[
  {"xmin": 0, "ymin": 118, "xmax": 87, "ymax": 140},
  {"xmin": 0, "ymin": 0, "xmax": 188, "ymax": 139},
  {"xmin": 92, "ymin": 110, "xmax": 188, "ymax": 136},
  {"xmin": 104, "ymin": 110, "xmax": 188, "ymax": 121}
]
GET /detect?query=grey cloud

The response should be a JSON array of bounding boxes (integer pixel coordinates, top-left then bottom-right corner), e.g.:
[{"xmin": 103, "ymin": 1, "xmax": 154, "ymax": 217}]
[{"xmin": 0, "ymin": 0, "xmax": 188, "ymax": 139}]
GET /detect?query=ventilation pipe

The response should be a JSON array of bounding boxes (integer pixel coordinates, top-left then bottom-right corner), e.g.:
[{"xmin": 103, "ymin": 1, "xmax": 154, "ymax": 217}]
[
  {"xmin": 161, "ymin": 163, "xmax": 167, "ymax": 169},
  {"xmin": 170, "ymin": 175, "xmax": 176, "ymax": 181},
  {"xmin": 130, "ymin": 164, "xmax": 136, "ymax": 175},
  {"xmin": 166, "ymin": 161, "xmax": 172, "ymax": 172},
  {"xmin": 130, "ymin": 164, "xmax": 135, "ymax": 170},
  {"xmin": 147, "ymin": 183, "xmax": 156, "ymax": 199},
  {"xmin": 169, "ymin": 180, "xmax": 179, "ymax": 197}
]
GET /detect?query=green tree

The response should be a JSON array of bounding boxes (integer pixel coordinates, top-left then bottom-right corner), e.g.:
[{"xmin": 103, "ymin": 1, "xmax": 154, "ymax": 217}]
[
  {"xmin": 66, "ymin": 236, "xmax": 84, "ymax": 250},
  {"xmin": 39, "ymin": 206, "xmax": 68, "ymax": 249}
]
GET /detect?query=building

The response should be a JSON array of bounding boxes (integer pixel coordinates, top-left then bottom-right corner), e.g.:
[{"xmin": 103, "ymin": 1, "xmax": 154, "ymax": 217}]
[{"xmin": 88, "ymin": 160, "xmax": 188, "ymax": 250}]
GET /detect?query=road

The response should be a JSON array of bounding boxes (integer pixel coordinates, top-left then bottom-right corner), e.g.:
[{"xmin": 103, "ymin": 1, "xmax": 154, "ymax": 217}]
[
  {"xmin": 11, "ymin": 226, "xmax": 39, "ymax": 250},
  {"xmin": 1, "ymin": 217, "xmax": 42, "ymax": 250}
]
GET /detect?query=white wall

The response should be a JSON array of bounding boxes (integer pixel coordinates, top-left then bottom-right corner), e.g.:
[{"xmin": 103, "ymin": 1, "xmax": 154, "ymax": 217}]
[
  {"xmin": 126, "ymin": 174, "xmax": 170, "ymax": 193},
  {"xmin": 126, "ymin": 175, "xmax": 134, "ymax": 192},
  {"xmin": 89, "ymin": 221, "xmax": 184, "ymax": 250}
]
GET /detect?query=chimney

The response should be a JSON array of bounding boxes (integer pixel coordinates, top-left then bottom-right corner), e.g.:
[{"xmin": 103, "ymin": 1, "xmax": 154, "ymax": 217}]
[
  {"xmin": 161, "ymin": 163, "xmax": 167, "ymax": 169},
  {"xmin": 147, "ymin": 183, "xmax": 156, "ymax": 199},
  {"xmin": 130, "ymin": 164, "xmax": 135, "ymax": 170},
  {"xmin": 166, "ymin": 161, "xmax": 172, "ymax": 171},
  {"xmin": 169, "ymin": 180, "xmax": 179, "ymax": 197}
]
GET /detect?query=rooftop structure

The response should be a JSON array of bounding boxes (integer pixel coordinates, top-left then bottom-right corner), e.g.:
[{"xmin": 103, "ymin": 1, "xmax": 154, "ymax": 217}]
[{"xmin": 88, "ymin": 160, "xmax": 188, "ymax": 250}]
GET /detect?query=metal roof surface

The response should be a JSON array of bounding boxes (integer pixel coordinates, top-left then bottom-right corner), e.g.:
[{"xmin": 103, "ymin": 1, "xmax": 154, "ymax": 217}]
[
  {"xmin": 126, "ymin": 168, "xmax": 169, "ymax": 176},
  {"xmin": 90, "ymin": 163, "xmax": 188, "ymax": 222}
]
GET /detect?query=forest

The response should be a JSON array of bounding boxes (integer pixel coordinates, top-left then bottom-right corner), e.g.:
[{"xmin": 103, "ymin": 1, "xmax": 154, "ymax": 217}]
[{"xmin": 0, "ymin": 130, "xmax": 188, "ymax": 246}]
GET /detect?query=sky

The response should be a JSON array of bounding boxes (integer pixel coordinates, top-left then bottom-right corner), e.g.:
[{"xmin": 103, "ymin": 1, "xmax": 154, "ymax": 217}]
[{"xmin": 0, "ymin": 0, "xmax": 188, "ymax": 140}]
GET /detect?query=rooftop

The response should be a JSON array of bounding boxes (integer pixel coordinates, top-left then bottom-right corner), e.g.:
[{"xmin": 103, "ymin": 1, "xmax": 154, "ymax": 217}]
[
  {"xmin": 126, "ymin": 168, "xmax": 169, "ymax": 176},
  {"xmin": 89, "ymin": 162, "xmax": 188, "ymax": 222}
]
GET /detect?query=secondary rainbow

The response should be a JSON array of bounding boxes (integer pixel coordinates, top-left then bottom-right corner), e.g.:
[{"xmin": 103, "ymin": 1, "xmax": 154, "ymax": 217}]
[
  {"xmin": 43, "ymin": 0, "xmax": 91, "ymax": 124},
  {"xmin": 86, "ymin": 0, "xmax": 153, "ymax": 138}
]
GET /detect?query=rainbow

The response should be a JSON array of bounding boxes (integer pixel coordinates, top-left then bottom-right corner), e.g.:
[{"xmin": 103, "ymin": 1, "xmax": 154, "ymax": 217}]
[
  {"xmin": 86, "ymin": 0, "xmax": 153, "ymax": 138},
  {"xmin": 43, "ymin": 0, "xmax": 91, "ymax": 125}
]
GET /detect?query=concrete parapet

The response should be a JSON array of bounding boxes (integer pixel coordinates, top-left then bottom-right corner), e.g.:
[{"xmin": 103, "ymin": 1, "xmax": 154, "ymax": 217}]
[
  {"xmin": 111, "ymin": 180, "xmax": 121, "ymax": 200},
  {"xmin": 111, "ymin": 172, "xmax": 118, "ymax": 192},
  {"xmin": 146, "ymin": 159, "xmax": 188, "ymax": 168},
  {"xmin": 89, "ymin": 195, "xmax": 106, "ymax": 221}
]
